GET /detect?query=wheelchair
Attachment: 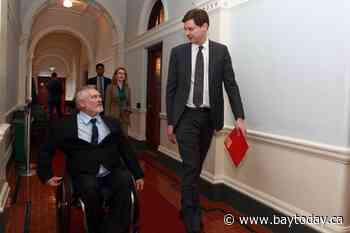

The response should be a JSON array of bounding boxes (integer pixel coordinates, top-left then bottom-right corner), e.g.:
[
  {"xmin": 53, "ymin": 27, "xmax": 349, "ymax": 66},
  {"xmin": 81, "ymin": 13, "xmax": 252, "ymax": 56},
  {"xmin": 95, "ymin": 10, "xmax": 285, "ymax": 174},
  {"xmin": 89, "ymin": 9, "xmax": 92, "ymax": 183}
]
[{"xmin": 56, "ymin": 169, "xmax": 140, "ymax": 233}]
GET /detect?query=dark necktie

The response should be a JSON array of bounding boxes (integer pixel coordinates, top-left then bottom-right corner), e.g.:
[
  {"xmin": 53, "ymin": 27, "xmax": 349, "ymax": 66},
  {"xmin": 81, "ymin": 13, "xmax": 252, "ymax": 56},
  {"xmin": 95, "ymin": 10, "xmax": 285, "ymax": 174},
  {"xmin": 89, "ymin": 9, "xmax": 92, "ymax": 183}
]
[
  {"xmin": 193, "ymin": 45, "xmax": 204, "ymax": 107},
  {"xmin": 90, "ymin": 118, "xmax": 98, "ymax": 144}
]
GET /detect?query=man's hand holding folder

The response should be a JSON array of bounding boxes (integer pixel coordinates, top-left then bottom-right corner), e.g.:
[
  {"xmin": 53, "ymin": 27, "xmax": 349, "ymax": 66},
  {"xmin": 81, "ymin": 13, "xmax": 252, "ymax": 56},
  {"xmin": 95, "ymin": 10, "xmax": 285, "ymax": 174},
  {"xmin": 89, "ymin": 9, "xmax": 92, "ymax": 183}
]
[{"xmin": 224, "ymin": 126, "xmax": 249, "ymax": 167}]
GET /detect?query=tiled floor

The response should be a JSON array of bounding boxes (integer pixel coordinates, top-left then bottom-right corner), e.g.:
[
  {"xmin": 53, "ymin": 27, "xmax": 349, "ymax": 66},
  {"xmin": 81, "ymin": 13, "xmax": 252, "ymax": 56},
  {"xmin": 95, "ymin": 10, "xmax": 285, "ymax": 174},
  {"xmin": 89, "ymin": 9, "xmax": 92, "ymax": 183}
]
[{"xmin": 5, "ymin": 147, "xmax": 272, "ymax": 233}]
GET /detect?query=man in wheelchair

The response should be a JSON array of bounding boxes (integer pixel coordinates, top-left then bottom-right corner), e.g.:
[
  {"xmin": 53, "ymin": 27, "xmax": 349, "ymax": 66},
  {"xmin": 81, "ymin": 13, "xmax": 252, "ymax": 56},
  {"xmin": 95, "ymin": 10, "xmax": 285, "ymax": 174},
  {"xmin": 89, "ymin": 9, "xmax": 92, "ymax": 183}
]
[{"xmin": 37, "ymin": 85, "xmax": 144, "ymax": 233}]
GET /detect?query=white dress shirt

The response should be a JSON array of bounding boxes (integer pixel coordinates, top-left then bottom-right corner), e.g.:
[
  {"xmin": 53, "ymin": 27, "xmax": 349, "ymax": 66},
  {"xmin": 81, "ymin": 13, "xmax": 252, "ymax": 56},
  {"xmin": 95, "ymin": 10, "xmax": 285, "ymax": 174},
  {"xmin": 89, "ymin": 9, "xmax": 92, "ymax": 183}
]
[
  {"xmin": 186, "ymin": 39, "xmax": 210, "ymax": 108},
  {"xmin": 77, "ymin": 111, "xmax": 111, "ymax": 177},
  {"xmin": 77, "ymin": 111, "xmax": 110, "ymax": 143}
]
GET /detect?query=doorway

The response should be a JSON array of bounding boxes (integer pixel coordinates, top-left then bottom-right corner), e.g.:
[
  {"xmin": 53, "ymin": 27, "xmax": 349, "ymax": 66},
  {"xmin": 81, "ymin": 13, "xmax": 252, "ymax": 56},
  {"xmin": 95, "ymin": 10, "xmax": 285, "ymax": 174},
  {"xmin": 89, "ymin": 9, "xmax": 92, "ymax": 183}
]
[{"xmin": 146, "ymin": 43, "xmax": 162, "ymax": 149}]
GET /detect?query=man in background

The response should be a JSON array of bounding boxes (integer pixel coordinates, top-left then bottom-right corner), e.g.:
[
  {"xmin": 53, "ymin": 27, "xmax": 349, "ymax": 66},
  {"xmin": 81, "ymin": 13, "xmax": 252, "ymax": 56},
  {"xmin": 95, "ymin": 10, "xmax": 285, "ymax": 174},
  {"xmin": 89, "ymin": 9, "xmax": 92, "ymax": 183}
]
[
  {"xmin": 47, "ymin": 72, "xmax": 63, "ymax": 119},
  {"xmin": 87, "ymin": 63, "xmax": 111, "ymax": 111}
]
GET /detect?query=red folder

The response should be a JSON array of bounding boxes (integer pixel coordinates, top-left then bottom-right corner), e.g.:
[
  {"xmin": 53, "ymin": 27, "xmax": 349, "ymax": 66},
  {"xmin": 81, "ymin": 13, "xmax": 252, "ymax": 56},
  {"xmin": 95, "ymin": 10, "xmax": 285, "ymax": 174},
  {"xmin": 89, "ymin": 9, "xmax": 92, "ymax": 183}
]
[{"xmin": 224, "ymin": 128, "xmax": 249, "ymax": 167}]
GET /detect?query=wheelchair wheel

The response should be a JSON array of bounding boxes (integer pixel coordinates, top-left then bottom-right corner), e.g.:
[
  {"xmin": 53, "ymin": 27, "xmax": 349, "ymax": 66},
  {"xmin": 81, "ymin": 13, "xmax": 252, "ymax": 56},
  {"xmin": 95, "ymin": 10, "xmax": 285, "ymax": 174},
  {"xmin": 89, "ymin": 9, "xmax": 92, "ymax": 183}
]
[{"xmin": 56, "ymin": 181, "xmax": 71, "ymax": 233}]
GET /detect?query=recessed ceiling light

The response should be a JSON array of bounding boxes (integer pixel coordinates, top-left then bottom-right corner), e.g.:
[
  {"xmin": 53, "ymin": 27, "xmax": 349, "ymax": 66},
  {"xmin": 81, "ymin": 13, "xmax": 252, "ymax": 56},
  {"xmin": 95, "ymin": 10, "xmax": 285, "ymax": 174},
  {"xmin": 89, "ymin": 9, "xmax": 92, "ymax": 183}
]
[{"xmin": 63, "ymin": 0, "xmax": 73, "ymax": 8}]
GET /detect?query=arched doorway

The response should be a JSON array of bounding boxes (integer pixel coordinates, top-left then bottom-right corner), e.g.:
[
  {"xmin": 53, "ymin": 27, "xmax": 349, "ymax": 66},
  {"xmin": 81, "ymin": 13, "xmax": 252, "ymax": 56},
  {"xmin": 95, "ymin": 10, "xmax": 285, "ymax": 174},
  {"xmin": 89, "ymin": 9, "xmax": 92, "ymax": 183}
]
[{"xmin": 18, "ymin": 0, "xmax": 124, "ymax": 105}]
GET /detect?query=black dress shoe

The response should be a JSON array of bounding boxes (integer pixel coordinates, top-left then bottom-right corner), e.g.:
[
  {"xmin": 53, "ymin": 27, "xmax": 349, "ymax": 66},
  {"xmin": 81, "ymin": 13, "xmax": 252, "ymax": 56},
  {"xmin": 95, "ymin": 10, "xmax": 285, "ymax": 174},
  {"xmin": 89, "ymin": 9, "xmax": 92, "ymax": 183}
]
[{"xmin": 180, "ymin": 210, "xmax": 204, "ymax": 232}]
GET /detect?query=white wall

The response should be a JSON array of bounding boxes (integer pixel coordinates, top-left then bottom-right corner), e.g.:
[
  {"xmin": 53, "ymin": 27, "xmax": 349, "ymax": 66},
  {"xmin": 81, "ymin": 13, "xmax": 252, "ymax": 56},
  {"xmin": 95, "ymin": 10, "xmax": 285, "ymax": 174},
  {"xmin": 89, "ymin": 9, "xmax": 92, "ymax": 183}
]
[
  {"xmin": 126, "ymin": 0, "xmax": 143, "ymax": 41},
  {"xmin": 1, "ymin": 0, "xmax": 21, "ymax": 116},
  {"xmin": 224, "ymin": 0, "xmax": 350, "ymax": 147},
  {"xmin": 97, "ymin": 0, "xmax": 126, "ymax": 35},
  {"xmin": 95, "ymin": 14, "xmax": 113, "ymax": 77},
  {"xmin": 125, "ymin": 49, "xmax": 145, "ymax": 109},
  {"xmin": 6, "ymin": 4, "xmax": 20, "ymax": 112}
]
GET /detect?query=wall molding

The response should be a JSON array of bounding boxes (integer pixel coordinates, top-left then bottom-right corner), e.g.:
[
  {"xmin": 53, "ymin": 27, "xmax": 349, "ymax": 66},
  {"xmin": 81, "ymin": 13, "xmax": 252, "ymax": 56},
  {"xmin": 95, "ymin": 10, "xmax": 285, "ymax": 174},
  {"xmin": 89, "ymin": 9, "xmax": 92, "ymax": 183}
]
[
  {"xmin": 4, "ymin": 104, "xmax": 22, "ymax": 122},
  {"xmin": 0, "ymin": 139, "xmax": 13, "ymax": 181},
  {"xmin": 46, "ymin": 6, "xmax": 100, "ymax": 19},
  {"xmin": 131, "ymin": 107, "xmax": 147, "ymax": 113},
  {"xmin": 158, "ymin": 144, "xmax": 347, "ymax": 233},
  {"xmin": 28, "ymin": 25, "xmax": 95, "ymax": 75},
  {"xmin": 159, "ymin": 115, "xmax": 350, "ymax": 164},
  {"xmin": 129, "ymin": 131, "xmax": 146, "ymax": 141},
  {"xmin": 33, "ymin": 54, "xmax": 71, "ymax": 77},
  {"xmin": 96, "ymin": 56, "xmax": 113, "ymax": 64},
  {"xmin": 0, "ymin": 123, "xmax": 12, "ymax": 214},
  {"xmin": 196, "ymin": 0, "xmax": 250, "ymax": 11},
  {"xmin": 0, "ymin": 182, "xmax": 9, "ymax": 213},
  {"xmin": 195, "ymin": 0, "xmax": 221, "ymax": 12},
  {"xmin": 212, "ymin": 174, "xmax": 347, "ymax": 233},
  {"xmin": 126, "ymin": 17, "xmax": 183, "ymax": 52},
  {"xmin": 158, "ymin": 145, "xmax": 182, "ymax": 162},
  {"xmin": 159, "ymin": 112, "xmax": 167, "ymax": 120},
  {"xmin": 21, "ymin": 0, "xmax": 123, "ymax": 43},
  {"xmin": 112, "ymin": 40, "xmax": 123, "ymax": 47},
  {"xmin": 137, "ymin": 0, "xmax": 170, "ymax": 36},
  {"xmin": 246, "ymin": 129, "xmax": 350, "ymax": 164},
  {"xmin": 126, "ymin": 0, "xmax": 251, "ymax": 52}
]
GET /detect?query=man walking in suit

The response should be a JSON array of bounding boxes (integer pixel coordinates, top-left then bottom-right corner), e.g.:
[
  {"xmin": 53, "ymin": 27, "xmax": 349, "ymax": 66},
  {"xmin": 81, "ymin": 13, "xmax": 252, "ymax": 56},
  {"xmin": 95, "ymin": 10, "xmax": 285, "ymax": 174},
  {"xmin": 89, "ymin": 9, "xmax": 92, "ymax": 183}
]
[
  {"xmin": 47, "ymin": 72, "xmax": 63, "ymax": 119},
  {"xmin": 38, "ymin": 86, "xmax": 144, "ymax": 233},
  {"xmin": 166, "ymin": 9, "xmax": 246, "ymax": 233},
  {"xmin": 87, "ymin": 63, "xmax": 111, "ymax": 109}
]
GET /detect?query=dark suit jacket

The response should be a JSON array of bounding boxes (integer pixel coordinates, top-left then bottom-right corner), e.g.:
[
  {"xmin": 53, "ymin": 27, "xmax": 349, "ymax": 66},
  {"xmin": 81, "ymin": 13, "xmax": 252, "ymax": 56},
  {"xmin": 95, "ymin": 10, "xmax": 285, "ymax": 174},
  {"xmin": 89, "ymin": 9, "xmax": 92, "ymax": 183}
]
[
  {"xmin": 47, "ymin": 78, "xmax": 62, "ymax": 103},
  {"xmin": 166, "ymin": 40, "xmax": 245, "ymax": 131},
  {"xmin": 37, "ymin": 114, "xmax": 144, "ymax": 184},
  {"xmin": 87, "ymin": 76, "xmax": 111, "ymax": 100}
]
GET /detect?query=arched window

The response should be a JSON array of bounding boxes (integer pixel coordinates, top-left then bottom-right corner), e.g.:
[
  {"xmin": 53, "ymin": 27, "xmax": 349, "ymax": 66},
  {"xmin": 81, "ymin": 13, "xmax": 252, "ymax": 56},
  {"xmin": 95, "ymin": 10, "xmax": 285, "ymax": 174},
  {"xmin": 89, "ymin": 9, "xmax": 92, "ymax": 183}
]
[{"xmin": 147, "ymin": 0, "xmax": 164, "ymax": 30}]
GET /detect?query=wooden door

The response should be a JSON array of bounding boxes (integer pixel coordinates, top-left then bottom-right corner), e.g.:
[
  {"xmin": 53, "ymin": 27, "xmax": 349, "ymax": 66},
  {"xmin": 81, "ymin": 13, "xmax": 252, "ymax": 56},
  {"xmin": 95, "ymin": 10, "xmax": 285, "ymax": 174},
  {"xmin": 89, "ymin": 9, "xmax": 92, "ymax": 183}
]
[{"xmin": 146, "ymin": 43, "xmax": 162, "ymax": 149}]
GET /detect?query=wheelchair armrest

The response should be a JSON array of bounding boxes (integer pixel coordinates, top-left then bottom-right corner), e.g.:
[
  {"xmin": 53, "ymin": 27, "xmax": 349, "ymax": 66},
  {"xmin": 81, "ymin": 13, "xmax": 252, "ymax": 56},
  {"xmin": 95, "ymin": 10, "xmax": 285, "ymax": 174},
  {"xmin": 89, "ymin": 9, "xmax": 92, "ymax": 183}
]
[
  {"xmin": 63, "ymin": 172, "xmax": 75, "ymax": 199},
  {"xmin": 56, "ymin": 171, "xmax": 76, "ymax": 209}
]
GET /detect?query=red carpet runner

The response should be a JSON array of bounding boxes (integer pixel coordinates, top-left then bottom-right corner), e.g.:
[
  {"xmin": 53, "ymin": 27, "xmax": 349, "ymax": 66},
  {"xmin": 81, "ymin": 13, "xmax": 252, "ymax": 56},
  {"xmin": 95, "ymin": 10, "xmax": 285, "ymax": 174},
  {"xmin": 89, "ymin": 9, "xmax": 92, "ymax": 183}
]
[
  {"xmin": 52, "ymin": 152, "xmax": 185, "ymax": 233},
  {"xmin": 52, "ymin": 151, "xmax": 271, "ymax": 233}
]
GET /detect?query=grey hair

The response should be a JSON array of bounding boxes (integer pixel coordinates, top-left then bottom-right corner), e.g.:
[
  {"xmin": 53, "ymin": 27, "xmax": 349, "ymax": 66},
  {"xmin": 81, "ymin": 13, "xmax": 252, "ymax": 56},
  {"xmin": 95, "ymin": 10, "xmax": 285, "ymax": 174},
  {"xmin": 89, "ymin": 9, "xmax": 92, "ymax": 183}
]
[{"xmin": 74, "ymin": 85, "xmax": 97, "ymax": 110}]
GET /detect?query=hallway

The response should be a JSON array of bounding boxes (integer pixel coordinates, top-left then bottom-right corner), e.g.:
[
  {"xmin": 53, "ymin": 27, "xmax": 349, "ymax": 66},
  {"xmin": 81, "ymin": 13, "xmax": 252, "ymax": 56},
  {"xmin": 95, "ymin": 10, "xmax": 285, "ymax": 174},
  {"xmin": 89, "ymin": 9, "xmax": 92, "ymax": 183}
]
[{"xmin": 0, "ymin": 1, "xmax": 349, "ymax": 233}]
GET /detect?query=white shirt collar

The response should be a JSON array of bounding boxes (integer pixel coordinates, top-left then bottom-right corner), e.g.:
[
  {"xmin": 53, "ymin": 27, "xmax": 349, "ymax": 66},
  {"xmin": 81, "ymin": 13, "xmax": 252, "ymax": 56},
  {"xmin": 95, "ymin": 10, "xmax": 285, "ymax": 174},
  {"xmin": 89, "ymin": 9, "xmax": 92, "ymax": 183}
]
[
  {"xmin": 192, "ymin": 39, "xmax": 209, "ymax": 50},
  {"xmin": 78, "ymin": 111, "xmax": 102, "ymax": 125}
]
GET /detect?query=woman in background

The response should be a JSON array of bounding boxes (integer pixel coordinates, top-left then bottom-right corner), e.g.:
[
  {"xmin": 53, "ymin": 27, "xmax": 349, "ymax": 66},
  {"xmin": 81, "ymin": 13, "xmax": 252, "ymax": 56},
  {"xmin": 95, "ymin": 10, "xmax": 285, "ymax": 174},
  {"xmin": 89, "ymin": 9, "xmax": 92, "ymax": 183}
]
[{"xmin": 105, "ymin": 67, "xmax": 132, "ymax": 134}]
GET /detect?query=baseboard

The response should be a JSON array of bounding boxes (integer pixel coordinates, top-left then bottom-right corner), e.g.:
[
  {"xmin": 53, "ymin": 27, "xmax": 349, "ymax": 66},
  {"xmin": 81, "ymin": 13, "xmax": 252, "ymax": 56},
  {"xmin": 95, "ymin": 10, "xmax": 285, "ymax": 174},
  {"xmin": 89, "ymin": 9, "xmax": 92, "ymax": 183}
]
[
  {"xmin": 156, "ymin": 146, "xmax": 342, "ymax": 233},
  {"xmin": 0, "ymin": 181, "xmax": 9, "ymax": 233},
  {"xmin": 158, "ymin": 145, "xmax": 182, "ymax": 162},
  {"xmin": 0, "ymin": 142, "xmax": 13, "ymax": 180},
  {"xmin": 2, "ymin": 104, "xmax": 22, "ymax": 123},
  {"xmin": 0, "ymin": 182, "xmax": 9, "ymax": 213},
  {"xmin": 129, "ymin": 131, "xmax": 146, "ymax": 141}
]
